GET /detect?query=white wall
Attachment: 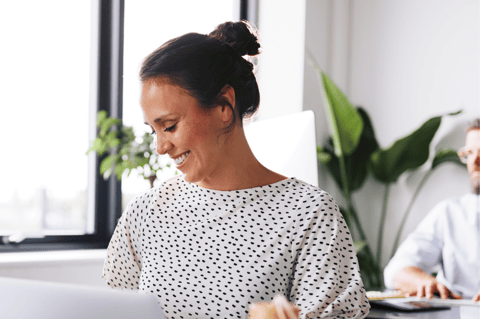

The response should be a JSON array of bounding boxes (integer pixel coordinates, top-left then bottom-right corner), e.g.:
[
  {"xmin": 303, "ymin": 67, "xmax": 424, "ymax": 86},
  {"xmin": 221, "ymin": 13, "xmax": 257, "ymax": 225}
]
[
  {"xmin": 255, "ymin": 0, "xmax": 307, "ymax": 121},
  {"xmin": 304, "ymin": 0, "xmax": 480, "ymax": 267}
]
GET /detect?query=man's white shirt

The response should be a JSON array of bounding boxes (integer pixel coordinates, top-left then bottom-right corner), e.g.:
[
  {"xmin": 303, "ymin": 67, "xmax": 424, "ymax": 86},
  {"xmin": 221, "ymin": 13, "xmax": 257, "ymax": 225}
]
[{"xmin": 384, "ymin": 193, "xmax": 480, "ymax": 299}]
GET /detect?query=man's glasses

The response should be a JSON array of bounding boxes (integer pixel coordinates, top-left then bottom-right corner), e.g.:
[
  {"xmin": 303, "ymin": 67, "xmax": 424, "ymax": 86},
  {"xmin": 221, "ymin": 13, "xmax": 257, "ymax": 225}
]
[{"xmin": 457, "ymin": 147, "xmax": 480, "ymax": 163}]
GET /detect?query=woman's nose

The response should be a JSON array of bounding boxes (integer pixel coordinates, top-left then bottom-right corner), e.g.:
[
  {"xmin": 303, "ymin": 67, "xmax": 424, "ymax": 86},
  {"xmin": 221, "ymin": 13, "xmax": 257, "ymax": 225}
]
[{"xmin": 156, "ymin": 137, "xmax": 173, "ymax": 155}]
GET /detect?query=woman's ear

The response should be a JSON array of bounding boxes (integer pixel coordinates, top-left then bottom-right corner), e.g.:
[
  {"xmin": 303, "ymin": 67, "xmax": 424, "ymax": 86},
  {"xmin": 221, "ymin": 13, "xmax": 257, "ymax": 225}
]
[{"xmin": 220, "ymin": 85, "xmax": 236, "ymax": 123}]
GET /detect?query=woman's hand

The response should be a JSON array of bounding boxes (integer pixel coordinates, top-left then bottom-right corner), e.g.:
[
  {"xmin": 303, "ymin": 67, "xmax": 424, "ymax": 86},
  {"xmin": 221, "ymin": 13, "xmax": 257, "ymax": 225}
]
[{"xmin": 248, "ymin": 295, "xmax": 300, "ymax": 319}]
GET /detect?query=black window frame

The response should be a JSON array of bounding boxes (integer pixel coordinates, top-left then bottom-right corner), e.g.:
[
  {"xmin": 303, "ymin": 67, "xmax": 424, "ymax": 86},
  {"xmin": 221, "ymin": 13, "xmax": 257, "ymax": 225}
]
[
  {"xmin": 0, "ymin": 0, "xmax": 124, "ymax": 253},
  {"xmin": 0, "ymin": 0, "xmax": 255, "ymax": 253}
]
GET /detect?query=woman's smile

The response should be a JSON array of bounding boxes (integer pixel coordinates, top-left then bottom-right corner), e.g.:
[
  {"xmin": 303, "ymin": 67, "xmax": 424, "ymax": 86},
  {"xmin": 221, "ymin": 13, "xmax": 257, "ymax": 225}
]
[{"xmin": 172, "ymin": 151, "xmax": 190, "ymax": 167}]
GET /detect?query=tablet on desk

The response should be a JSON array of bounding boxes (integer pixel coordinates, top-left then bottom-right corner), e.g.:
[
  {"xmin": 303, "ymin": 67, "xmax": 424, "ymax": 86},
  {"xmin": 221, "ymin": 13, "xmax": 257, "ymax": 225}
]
[
  {"xmin": 0, "ymin": 276, "xmax": 166, "ymax": 319},
  {"xmin": 369, "ymin": 299, "xmax": 451, "ymax": 312}
]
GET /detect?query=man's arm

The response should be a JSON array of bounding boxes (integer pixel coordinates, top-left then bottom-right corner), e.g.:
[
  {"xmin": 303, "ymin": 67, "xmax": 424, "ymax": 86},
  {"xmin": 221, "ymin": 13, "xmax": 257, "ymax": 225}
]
[
  {"xmin": 385, "ymin": 201, "xmax": 450, "ymax": 293},
  {"xmin": 393, "ymin": 266, "xmax": 462, "ymax": 299}
]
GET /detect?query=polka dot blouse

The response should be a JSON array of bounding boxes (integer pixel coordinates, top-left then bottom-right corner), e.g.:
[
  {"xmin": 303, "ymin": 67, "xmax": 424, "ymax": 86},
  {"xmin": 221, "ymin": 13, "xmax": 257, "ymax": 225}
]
[{"xmin": 103, "ymin": 175, "xmax": 370, "ymax": 319}]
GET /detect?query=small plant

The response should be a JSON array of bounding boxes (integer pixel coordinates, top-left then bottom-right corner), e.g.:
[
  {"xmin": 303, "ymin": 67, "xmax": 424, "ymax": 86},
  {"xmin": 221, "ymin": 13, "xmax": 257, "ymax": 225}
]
[{"xmin": 86, "ymin": 110, "xmax": 175, "ymax": 188}]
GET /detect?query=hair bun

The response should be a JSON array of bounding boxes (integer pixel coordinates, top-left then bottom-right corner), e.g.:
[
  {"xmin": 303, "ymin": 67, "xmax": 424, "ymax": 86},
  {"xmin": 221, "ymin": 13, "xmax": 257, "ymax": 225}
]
[{"xmin": 209, "ymin": 20, "xmax": 261, "ymax": 57}]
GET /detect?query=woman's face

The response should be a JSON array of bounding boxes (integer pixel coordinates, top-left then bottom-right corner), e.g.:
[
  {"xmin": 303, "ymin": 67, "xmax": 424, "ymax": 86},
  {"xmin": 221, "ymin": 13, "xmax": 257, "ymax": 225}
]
[{"xmin": 141, "ymin": 80, "xmax": 228, "ymax": 184}]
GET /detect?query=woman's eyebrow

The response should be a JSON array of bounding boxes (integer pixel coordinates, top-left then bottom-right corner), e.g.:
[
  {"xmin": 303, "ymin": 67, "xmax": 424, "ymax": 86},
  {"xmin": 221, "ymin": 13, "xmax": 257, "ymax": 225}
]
[{"xmin": 144, "ymin": 113, "xmax": 177, "ymax": 125}]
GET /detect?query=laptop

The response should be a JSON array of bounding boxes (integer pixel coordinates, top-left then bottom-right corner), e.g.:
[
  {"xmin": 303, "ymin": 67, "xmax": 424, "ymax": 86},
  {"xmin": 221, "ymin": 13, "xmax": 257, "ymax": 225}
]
[{"xmin": 0, "ymin": 276, "xmax": 165, "ymax": 319}]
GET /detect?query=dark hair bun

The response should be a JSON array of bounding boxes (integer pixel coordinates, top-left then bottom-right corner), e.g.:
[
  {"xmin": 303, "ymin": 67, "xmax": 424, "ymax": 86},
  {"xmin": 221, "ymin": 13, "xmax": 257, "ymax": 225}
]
[{"xmin": 209, "ymin": 21, "xmax": 261, "ymax": 57}]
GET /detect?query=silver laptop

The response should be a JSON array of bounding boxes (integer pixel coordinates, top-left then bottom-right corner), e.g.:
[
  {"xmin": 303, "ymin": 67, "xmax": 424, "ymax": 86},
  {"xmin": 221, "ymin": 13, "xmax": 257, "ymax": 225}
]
[{"xmin": 0, "ymin": 276, "xmax": 165, "ymax": 319}]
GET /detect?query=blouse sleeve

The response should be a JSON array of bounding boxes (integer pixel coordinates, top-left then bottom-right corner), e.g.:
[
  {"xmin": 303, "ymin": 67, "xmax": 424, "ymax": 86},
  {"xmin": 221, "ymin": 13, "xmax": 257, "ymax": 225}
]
[
  {"xmin": 102, "ymin": 202, "xmax": 142, "ymax": 290},
  {"xmin": 289, "ymin": 191, "xmax": 370, "ymax": 319}
]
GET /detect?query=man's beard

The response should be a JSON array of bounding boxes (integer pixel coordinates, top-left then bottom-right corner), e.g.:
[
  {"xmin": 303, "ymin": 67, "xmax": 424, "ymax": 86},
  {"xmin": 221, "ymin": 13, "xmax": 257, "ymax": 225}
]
[{"xmin": 472, "ymin": 175, "xmax": 480, "ymax": 195}]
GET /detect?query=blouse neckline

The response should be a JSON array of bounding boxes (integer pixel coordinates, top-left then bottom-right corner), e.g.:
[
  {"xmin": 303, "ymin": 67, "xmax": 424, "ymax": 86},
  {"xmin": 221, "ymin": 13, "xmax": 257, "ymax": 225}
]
[{"xmin": 180, "ymin": 175, "xmax": 297, "ymax": 194}]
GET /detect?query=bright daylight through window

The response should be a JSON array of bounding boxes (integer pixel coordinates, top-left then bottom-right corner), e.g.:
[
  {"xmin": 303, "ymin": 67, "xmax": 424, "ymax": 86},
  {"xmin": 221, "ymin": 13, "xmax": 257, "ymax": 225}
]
[{"xmin": 0, "ymin": 1, "xmax": 91, "ymax": 237}]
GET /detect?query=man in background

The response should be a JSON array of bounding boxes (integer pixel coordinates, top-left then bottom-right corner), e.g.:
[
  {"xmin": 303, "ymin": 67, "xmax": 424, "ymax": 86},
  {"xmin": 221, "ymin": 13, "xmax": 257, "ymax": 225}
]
[{"xmin": 384, "ymin": 119, "xmax": 480, "ymax": 301}]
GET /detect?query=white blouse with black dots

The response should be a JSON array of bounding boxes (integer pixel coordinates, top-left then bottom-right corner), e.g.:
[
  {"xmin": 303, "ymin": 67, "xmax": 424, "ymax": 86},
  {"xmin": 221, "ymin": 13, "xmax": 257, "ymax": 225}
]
[{"xmin": 103, "ymin": 175, "xmax": 370, "ymax": 319}]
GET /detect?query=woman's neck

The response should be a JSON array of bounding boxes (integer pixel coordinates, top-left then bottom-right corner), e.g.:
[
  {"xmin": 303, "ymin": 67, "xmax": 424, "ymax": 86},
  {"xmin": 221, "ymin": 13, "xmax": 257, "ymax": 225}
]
[{"xmin": 194, "ymin": 126, "xmax": 287, "ymax": 191}]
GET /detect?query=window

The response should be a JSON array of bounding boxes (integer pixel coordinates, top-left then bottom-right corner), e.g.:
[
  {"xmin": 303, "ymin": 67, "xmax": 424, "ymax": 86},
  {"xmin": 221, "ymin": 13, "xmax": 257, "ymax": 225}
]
[
  {"xmin": 0, "ymin": 1, "xmax": 95, "ymax": 251},
  {"xmin": 0, "ymin": 0, "xmax": 251, "ymax": 252},
  {"xmin": 0, "ymin": 0, "xmax": 123, "ymax": 252}
]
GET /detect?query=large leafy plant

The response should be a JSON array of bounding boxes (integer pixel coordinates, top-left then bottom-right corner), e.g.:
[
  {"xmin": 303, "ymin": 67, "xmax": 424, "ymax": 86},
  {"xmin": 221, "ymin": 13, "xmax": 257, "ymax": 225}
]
[
  {"xmin": 86, "ymin": 110, "xmax": 175, "ymax": 188},
  {"xmin": 311, "ymin": 59, "xmax": 465, "ymax": 289}
]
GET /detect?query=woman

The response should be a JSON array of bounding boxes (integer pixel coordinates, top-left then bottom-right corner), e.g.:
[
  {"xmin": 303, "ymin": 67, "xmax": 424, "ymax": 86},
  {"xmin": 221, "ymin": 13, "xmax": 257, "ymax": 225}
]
[{"xmin": 103, "ymin": 21, "xmax": 370, "ymax": 319}]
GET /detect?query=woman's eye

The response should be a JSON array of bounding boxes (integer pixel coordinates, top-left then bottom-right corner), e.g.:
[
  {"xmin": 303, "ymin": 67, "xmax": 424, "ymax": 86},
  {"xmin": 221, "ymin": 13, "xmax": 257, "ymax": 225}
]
[
  {"xmin": 150, "ymin": 130, "xmax": 156, "ymax": 136},
  {"xmin": 164, "ymin": 123, "xmax": 177, "ymax": 132}
]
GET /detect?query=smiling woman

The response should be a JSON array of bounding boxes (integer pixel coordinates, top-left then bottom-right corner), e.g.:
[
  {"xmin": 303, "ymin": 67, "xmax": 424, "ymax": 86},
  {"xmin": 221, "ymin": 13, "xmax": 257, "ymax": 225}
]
[
  {"xmin": 102, "ymin": 20, "xmax": 370, "ymax": 319},
  {"xmin": 138, "ymin": 22, "xmax": 283, "ymax": 191}
]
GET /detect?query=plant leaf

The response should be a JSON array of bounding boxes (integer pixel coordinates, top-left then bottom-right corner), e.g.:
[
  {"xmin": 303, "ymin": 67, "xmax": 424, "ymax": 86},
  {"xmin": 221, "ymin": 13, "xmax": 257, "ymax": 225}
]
[
  {"xmin": 101, "ymin": 117, "xmax": 121, "ymax": 134},
  {"xmin": 370, "ymin": 116, "xmax": 442, "ymax": 183},
  {"xmin": 345, "ymin": 107, "xmax": 379, "ymax": 190},
  {"xmin": 448, "ymin": 110, "xmax": 462, "ymax": 116},
  {"xmin": 96, "ymin": 110, "xmax": 107, "ymax": 127},
  {"xmin": 114, "ymin": 161, "xmax": 129, "ymax": 180},
  {"xmin": 317, "ymin": 146, "xmax": 331, "ymax": 164},
  {"xmin": 320, "ymin": 107, "xmax": 379, "ymax": 192},
  {"xmin": 93, "ymin": 138, "xmax": 108, "ymax": 155},
  {"xmin": 431, "ymin": 148, "xmax": 466, "ymax": 170},
  {"xmin": 354, "ymin": 241, "xmax": 366, "ymax": 253},
  {"xmin": 100, "ymin": 155, "xmax": 115, "ymax": 174},
  {"xmin": 310, "ymin": 60, "xmax": 363, "ymax": 156},
  {"xmin": 370, "ymin": 111, "xmax": 462, "ymax": 183}
]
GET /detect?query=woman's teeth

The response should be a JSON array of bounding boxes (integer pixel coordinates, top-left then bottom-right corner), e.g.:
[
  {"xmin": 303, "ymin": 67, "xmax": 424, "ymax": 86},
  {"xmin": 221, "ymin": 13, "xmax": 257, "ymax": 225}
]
[{"xmin": 174, "ymin": 151, "xmax": 190, "ymax": 165}]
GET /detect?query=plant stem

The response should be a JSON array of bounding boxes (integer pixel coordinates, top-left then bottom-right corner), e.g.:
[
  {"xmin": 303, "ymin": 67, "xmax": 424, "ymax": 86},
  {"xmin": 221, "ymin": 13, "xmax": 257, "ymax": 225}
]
[
  {"xmin": 346, "ymin": 197, "xmax": 367, "ymax": 243},
  {"xmin": 148, "ymin": 176, "xmax": 156, "ymax": 189},
  {"xmin": 377, "ymin": 183, "xmax": 390, "ymax": 265},
  {"xmin": 390, "ymin": 170, "xmax": 433, "ymax": 259},
  {"xmin": 349, "ymin": 200, "xmax": 383, "ymax": 288},
  {"xmin": 337, "ymin": 155, "xmax": 351, "ymax": 198},
  {"xmin": 338, "ymin": 155, "xmax": 383, "ymax": 288},
  {"xmin": 338, "ymin": 156, "xmax": 366, "ymax": 241}
]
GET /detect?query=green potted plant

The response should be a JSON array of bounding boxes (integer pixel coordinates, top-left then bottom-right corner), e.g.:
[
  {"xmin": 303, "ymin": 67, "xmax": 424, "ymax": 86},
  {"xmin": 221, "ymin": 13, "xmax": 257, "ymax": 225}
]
[
  {"xmin": 86, "ymin": 110, "xmax": 176, "ymax": 188},
  {"xmin": 310, "ymin": 57, "xmax": 466, "ymax": 290}
]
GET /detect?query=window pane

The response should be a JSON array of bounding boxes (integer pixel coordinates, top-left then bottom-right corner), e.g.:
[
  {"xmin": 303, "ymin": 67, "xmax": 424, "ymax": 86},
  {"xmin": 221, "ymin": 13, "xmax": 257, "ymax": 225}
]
[
  {"xmin": 0, "ymin": 1, "xmax": 91, "ymax": 236},
  {"xmin": 122, "ymin": 0, "xmax": 235, "ymax": 208}
]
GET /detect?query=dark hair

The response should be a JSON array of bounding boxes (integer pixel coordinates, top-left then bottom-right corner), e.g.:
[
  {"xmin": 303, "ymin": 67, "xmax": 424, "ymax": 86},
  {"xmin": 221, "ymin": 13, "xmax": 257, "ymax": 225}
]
[
  {"xmin": 467, "ymin": 119, "xmax": 480, "ymax": 133},
  {"xmin": 140, "ymin": 20, "xmax": 261, "ymax": 133}
]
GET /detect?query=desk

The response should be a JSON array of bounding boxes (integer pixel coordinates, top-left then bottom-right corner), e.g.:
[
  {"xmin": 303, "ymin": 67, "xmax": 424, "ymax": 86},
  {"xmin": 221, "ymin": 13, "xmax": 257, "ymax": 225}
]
[{"xmin": 367, "ymin": 306, "xmax": 480, "ymax": 319}]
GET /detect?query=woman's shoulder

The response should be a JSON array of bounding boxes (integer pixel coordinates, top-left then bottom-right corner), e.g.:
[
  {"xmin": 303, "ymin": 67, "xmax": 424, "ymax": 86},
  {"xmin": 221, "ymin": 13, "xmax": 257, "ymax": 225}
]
[
  {"xmin": 288, "ymin": 177, "xmax": 333, "ymax": 199},
  {"xmin": 124, "ymin": 175, "xmax": 184, "ymax": 210},
  {"xmin": 284, "ymin": 178, "xmax": 339, "ymax": 215}
]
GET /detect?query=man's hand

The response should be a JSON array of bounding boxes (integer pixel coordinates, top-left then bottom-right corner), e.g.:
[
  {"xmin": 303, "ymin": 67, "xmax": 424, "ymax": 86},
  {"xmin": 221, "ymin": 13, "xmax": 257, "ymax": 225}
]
[
  {"xmin": 405, "ymin": 279, "xmax": 462, "ymax": 299},
  {"xmin": 473, "ymin": 291, "xmax": 480, "ymax": 302},
  {"xmin": 394, "ymin": 266, "xmax": 462, "ymax": 300},
  {"xmin": 248, "ymin": 295, "xmax": 300, "ymax": 319}
]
